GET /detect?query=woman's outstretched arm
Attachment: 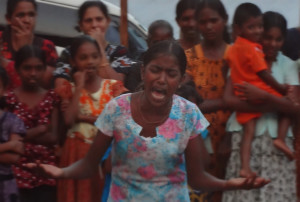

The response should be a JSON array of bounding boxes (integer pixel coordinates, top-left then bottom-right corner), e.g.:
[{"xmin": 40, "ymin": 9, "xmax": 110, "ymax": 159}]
[
  {"xmin": 26, "ymin": 131, "xmax": 113, "ymax": 179},
  {"xmin": 185, "ymin": 135, "xmax": 270, "ymax": 191}
]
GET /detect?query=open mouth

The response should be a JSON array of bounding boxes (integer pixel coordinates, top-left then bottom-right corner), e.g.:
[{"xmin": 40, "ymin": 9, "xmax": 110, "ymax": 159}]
[{"xmin": 151, "ymin": 88, "xmax": 167, "ymax": 101}]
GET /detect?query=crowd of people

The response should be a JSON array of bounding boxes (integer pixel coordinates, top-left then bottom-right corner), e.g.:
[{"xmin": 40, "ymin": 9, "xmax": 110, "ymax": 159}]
[{"xmin": 0, "ymin": 0, "xmax": 300, "ymax": 202}]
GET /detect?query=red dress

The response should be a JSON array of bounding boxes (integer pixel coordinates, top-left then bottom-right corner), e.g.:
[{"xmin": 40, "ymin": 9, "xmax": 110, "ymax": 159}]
[
  {"xmin": 4, "ymin": 61, "xmax": 21, "ymax": 90},
  {"xmin": 5, "ymin": 90, "xmax": 60, "ymax": 189},
  {"xmin": 0, "ymin": 30, "xmax": 58, "ymax": 67}
]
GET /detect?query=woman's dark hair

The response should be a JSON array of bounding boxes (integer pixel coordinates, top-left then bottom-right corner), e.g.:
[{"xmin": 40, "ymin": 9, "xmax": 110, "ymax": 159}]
[
  {"xmin": 69, "ymin": 35, "xmax": 101, "ymax": 60},
  {"xmin": 263, "ymin": 11, "xmax": 287, "ymax": 37},
  {"xmin": 143, "ymin": 40, "xmax": 187, "ymax": 76},
  {"xmin": 0, "ymin": 66, "xmax": 9, "ymax": 109},
  {"xmin": 0, "ymin": 66, "xmax": 9, "ymax": 88},
  {"xmin": 148, "ymin": 20, "xmax": 174, "ymax": 39},
  {"xmin": 233, "ymin": 3, "xmax": 262, "ymax": 27},
  {"xmin": 195, "ymin": 0, "xmax": 231, "ymax": 43},
  {"xmin": 176, "ymin": 81, "xmax": 203, "ymax": 105},
  {"xmin": 176, "ymin": 0, "xmax": 199, "ymax": 20},
  {"xmin": 78, "ymin": 0, "xmax": 109, "ymax": 22},
  {"xmin": 6, "ymin": 0, "xmax": 37, "ymax": 19},
  {"xmin": 15, "ymin": 45, "xmax": 46, "ymax": 70}
]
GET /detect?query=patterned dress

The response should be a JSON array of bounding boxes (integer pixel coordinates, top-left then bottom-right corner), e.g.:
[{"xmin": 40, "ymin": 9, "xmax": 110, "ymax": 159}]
[
  {"xmin": 95, "ymin": 94, "xmax": 209, "ymax": 201},
  {"xmin": 0, "ymin": 112, "xmax": 26, "ymax": 202},
  {"xmin": 185, "ymin": 44, "xmax": 231, "ymax": 202},
  {"xmin": 0, "ymin": 29, "xmax": 58, "ymax": 67},
  {"xmin": 222, "ymin": 52, "xmax": 299, "ymax": 202},
  {"xmin": 5, "ymin": 90, "xmax": 60, "ymax": 188},
  {"xmin": 57, "ymin": 79, "xmax": 125, "ymax": 202}
]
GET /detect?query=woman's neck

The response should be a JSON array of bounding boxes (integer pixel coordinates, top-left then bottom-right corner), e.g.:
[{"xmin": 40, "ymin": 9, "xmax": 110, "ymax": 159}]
[
  {"xmin": 84, "ymin": 75, "xmax": 102, "ymax": 93},
  {"xmin": 11, "ymin": 32, "xmax": 34, "ymax": 51},
  {"xmin": 201, "ymin": 38, "xmax": 226, "ymax": 59},
  {"xmin": 20, "ymin": 85, "xmax": 42, "ymax": 93},
  {"xmin": 140, "ymin": 92, "xmax": 172, "ymax": 117},
  {"xmin": 180, "ymin": 34, "xmax": 201, "ymax": 50},
  {"xmin": 265, "ymin": 55, "xmax": 277, "ymax": 69}
]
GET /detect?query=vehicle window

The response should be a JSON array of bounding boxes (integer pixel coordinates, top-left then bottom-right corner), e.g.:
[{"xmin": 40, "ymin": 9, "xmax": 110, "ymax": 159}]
[{"xmin": 106, "ymin": 18, "xmax": 148, "ymax": 59}]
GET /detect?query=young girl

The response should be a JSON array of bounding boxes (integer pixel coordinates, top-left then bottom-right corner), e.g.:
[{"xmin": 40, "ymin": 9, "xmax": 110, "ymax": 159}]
[
  {"xmin": 53, "ymin": 0, "xmax": 134, "ymax": 92},
  {"xmin": 26, "ymin": 41, "xmax": 269, "ymax": 201},
  {"xmin": 184, "ymin": 0, "xmax": 231, "ymax": 201},
  {"xmin": 147, "ymin": 20, "xmax": 174, "ymax": 47},
  {"xmin": 176, "ymin": 0, "xmax": 201, "ymax": 50},
  {"xmin": 5, "ymin": 45, "xmax": 60, "ymax": 202},
  {"xmin": 57, "ymin": 35, "xmax": 125, "ymax": 202},
  {"xmin": 0, "ymin": 66, "xmax": 26, "ymax": 202},
  {"xmin": 1, "ymin": 0, "xmax": 58, "ymax": 89}
]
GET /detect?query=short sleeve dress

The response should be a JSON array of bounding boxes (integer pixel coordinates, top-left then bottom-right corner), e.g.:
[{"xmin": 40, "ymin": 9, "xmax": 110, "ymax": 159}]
[
  {"xmin": 5, "ymin": 90, "xmax": 60, "ymax": 189},
  {"xmin": 0, "ymin": 112, "xmax": 26, "ymax": 202},
  {"xmin": 95, "ymin": 93, "xmax": 209, "ymax": 201},
  {"xmin": 223, "ymin": 52, "xmax": 299, "ymax": 202},
  {"xmin": 57, "ymin": 79, "xmax": 126, "ymax": 202}
]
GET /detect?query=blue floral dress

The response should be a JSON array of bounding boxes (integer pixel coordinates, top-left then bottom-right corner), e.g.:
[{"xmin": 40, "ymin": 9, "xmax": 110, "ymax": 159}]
[{"xmin": 95, "ymin": 93, "xmax": 209, "ymax": 201}]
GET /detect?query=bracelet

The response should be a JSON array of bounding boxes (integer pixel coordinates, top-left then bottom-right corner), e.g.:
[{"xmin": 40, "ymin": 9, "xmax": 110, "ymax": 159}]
[{"xmin": 99, "ymin": 63, "xmax": 110, "ymax": 68}]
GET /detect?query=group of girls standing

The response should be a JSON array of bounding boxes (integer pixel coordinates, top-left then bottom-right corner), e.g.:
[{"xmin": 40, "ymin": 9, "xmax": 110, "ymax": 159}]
[
  {"xmin": 0, "ymin": 0, "xmax": 127, "ymax": 202},
  {"xmin": 0, "ymin": 0, "xmax": 299, "ymax": 202},
  {"xmin": 176, "ymin": 0, "xmax": 300, "ymax": 202}
]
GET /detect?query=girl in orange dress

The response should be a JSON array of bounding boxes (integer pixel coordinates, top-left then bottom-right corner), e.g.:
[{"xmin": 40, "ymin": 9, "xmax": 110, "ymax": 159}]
[
  {"xmin": 184, "ymin": 0, "xmax": 231, "ymax": 201},
  {"xmin": 57, "ymin": 36, "xmax": 125, "ymax": 202}
]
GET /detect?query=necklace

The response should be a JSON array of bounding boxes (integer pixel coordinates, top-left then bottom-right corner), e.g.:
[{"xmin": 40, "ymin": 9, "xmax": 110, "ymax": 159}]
[{"xmin": 137, "ymin": 92, "xmax": 171, "ymax": 125}]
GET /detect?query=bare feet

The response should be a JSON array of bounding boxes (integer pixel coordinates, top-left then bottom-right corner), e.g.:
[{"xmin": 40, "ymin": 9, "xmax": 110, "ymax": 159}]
[
  {"xmin": 239, "ymin": 169, "xmax": 257, "ymax": 178},
  {"xmin": 273, "ymin": 139, "xmax": 295, "ymax": 160}
]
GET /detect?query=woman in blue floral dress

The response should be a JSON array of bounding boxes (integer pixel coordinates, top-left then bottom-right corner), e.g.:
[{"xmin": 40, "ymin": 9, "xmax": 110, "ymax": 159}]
[{"xmin": 27, "ymin": 41, "xmax": 269, "ymax": 201}]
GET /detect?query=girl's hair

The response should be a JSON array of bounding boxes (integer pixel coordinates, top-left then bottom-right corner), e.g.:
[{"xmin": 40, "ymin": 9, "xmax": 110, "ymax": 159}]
[
  {"xmin": 78, "ymin": 0, "xmax": 109, "ymax": 22},
  {"xmin": 233, "ymin": 3, "xmax": 262, "ymax": 27},
  {"xmin": 195, "ymin": 0, "xmax": 231, "ymax": 43},
  {"xmin": 175, "ymin": 0, "xmax": 199, "ymax": 20},
  {"xmin": 143, "ymin": 41, "xmax": 186, "ymax": 76},
  {"xmin": 0, "ymin": 66, "xmax": 9, "ymax": 109},
  {"xmin": 6, "ymin": 0, "xmax": 37, "ymax": 19},
  {"xmin": 148, "ymin": 20, "xmax": 174, "ymax": 40},
  {"xmin": 69, "ymin": 35, "xmax": 101, "ymax": 59},
  {"xmin": 0, "ymin": 66, "xmax": 9, "ymax": 88},
  {"xmin": 15, "ymin": 45, "xmax": 46, "ymax": 70},
  {"xmin": 176, "ymin": 81, "xmax": 203, "ymax": 105},
  {"xmin": 263, "ymin": 11, "xmax": 287, "ymax": 37}
]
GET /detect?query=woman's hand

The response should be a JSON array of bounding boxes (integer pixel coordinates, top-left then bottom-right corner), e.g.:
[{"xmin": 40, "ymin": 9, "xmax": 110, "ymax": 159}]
[
  {"xmin": 25, "ymin": 160, "xmax": 64, "ymax": 179},
  {"xmin": 235, "ymin": 82, "xmax": 269, "ymax": 103},
  {"xmin": 73, "ymin": 70, "xmax": 86, "ymax": 89},
  {"xmin": 88, "ymin": 28, "xmax": 107, "ymax": 49},
  {"xmin": 10, "ymin": 17, "xmax": 33, "ymax": 51},
  {"xmin": 226, "ymin": 177, "xmax": 270, "ymax": 190}
]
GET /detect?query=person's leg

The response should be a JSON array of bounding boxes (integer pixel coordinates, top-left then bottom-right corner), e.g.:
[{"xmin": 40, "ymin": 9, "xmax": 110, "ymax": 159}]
[
  {"xmin": 19, "ymin": 188, "xmax": 34, "ymax": 202},
  {"xmin": 35, "ymin": 185, "xmax": 57, "ymax": 202},
  {"xmin": 20, "ymin": 186, "xmax": 56, "ymax": 202},
  {"xmin": 240, "ymin": 119, "xmax": 257, "ymax": 178},
  {"xmin": 274, "ymin": 116, "xmax": 294, "ymax": 160}
]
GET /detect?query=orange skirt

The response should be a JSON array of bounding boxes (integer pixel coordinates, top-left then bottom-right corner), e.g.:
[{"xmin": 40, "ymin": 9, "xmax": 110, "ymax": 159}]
[{"xmin": 57, "ymin": 132, "xmax": 104, "ymax": 202}]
